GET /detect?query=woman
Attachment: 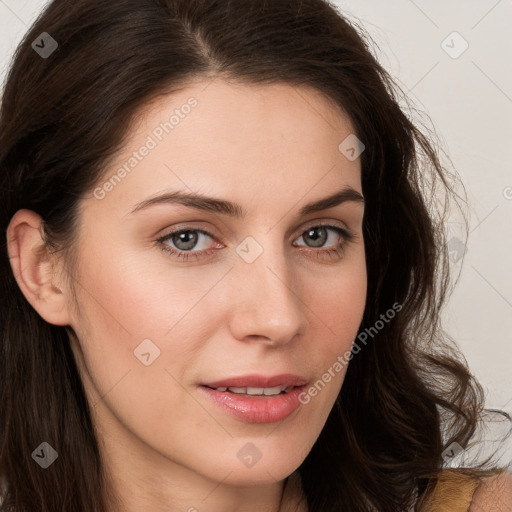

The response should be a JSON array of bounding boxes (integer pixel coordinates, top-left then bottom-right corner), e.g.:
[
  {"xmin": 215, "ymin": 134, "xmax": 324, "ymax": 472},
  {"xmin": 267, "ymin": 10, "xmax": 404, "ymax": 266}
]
[{"xmin": 0, "ymin": 0, "xmax": 510, "ymax": 511}]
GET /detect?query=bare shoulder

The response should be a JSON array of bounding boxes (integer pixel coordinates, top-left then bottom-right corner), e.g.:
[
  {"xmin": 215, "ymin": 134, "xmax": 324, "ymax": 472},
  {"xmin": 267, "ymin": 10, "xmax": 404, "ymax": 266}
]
[{"xmin": 470, "ymin": 470, "xmax": 512, "ymax": 511}]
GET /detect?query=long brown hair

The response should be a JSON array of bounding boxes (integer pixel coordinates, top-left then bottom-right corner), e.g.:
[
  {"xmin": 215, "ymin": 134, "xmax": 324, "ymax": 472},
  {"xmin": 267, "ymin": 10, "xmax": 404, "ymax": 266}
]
[{"xmin": 0, "ymin": 1, "xmax": 509, "ymax": 511}]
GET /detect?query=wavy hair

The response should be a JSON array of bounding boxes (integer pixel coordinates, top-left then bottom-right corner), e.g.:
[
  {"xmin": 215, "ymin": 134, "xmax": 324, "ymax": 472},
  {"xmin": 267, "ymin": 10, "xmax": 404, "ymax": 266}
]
[{"xmin": 0, "ymin": 0, "xmax": 509, "ymax": 511}]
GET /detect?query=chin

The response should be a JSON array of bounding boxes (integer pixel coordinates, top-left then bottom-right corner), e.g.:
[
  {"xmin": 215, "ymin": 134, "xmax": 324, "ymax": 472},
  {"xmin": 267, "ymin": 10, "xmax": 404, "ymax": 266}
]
[{"xmin": 199, "ymin": 448, "xmax": 306, "ymax": 487}]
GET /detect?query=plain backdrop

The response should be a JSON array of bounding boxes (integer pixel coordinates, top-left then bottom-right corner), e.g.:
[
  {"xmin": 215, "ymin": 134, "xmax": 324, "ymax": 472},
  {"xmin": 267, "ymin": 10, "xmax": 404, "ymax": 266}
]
[{"xmin": 1, "ymin": 0, "xmax": 511, "ymax": 461}]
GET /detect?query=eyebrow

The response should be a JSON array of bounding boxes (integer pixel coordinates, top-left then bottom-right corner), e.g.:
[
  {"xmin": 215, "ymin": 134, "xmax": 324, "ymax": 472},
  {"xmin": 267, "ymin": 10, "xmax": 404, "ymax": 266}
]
[{"xmin": 129, "ymin": 186, "xmax": 364, "ymax": 218}]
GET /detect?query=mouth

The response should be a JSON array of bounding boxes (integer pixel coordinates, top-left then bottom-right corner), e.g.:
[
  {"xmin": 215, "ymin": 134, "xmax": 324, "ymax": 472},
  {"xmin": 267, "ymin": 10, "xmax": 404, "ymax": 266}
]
[{"xmin": 198, "ymin": 374, "xmax": 308, "ymax": 423}]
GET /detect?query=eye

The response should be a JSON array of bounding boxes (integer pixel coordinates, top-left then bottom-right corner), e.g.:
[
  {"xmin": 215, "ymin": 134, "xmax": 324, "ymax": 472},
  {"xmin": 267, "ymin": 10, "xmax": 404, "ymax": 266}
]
[
  {"xmin": 156, "ymin": 223, "xmax": 356, "ymax": 262},
  {"xmin": 157, "ymin": 228, "xmax": 219, "ymax": 261},
  {"xmin": 293, "ymin": 223, "xmax": 355, "ymax": 260}
]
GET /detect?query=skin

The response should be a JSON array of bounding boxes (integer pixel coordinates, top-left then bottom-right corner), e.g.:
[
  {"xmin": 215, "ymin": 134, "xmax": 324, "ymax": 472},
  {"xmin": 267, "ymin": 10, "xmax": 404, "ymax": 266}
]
[
  {"xmin": 7, "ymin": 79, "xmax": 367, "ymax": 512},
  {"xmin": 470, "ymin": 472, "xmax": 512, "ymax": 511}
]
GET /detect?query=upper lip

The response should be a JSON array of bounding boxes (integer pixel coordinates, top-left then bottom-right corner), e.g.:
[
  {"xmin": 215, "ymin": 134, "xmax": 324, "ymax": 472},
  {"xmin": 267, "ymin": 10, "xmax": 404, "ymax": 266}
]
[{"xmin": 202, "ymin": 373, "xmax": 308, "ymax": 389}]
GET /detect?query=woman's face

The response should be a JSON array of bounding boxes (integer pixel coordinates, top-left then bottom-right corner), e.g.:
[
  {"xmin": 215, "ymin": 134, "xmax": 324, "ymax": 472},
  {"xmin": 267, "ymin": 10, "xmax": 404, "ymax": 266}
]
[{"xmin": 64, "ymin": 79, "xmax": 367, "ymax": 487}]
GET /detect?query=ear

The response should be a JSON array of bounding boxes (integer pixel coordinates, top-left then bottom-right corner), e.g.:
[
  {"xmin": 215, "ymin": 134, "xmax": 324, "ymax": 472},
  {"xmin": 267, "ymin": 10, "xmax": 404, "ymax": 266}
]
[{"xmin": 6, "ymin": 209, "xmax": 73, "ymax": 326}]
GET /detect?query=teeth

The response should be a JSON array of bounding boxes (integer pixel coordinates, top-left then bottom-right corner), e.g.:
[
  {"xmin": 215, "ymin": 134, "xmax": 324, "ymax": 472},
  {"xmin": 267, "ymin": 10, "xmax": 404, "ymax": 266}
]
[
  {"xmin": 213, "ymin": 386, "xmax": 290, "ymax": 396},
  {"xmin": 228, "ymin": 387, "xmax": 247, "ymax": 394},
  {"xmin": 263, "ymin": 386, "xmax": 285, "ymax": 395},
  {"xmin": 246, "ymin": 387, "xmax": 264, "ymax": 395}
]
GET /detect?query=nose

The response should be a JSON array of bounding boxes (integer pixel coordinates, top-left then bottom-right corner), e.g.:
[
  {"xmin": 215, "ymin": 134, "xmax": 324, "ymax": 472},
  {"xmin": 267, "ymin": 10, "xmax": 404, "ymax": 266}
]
[{"xmin": 227, "ymin": 245, "xmax": 309, "ymax": 347}]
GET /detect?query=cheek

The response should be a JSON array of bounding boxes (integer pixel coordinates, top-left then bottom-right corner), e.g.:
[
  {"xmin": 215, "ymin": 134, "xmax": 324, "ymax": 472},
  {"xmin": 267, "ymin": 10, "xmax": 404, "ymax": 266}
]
[
  {"xmin": 307, "ymin": 253, "xmax": 367, "ymax": 391},
  {"xmin": 271, "ymin": 251, "xmax": 366, "ymax": 410},
  {"xmin": 310, "ymin": 252, "xmax": 367, "ymax": 349},
  {"xmin": 67, "ymin": 248, "xmax": 197, "ymax": 400},
  {"xmin": 72, "ymin": 244, "xmax": 211, "ymax": 343},
  {"xmin": 68, "ymin": 252, "xmax": 214, "ymax": 457}
]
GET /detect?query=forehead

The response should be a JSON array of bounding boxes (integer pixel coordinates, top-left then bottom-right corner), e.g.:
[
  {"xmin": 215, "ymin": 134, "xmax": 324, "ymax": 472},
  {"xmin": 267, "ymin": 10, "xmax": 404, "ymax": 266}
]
[{"xmin": 89, "ymin": 79, "xmax": 362, "ymax": 217}]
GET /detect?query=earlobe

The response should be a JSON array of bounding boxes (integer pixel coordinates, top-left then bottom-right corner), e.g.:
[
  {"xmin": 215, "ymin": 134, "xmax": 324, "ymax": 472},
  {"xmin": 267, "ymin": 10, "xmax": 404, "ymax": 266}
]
[{"xmin": 6, "ymin": 209, "xmax": 73, "ymax": 326}]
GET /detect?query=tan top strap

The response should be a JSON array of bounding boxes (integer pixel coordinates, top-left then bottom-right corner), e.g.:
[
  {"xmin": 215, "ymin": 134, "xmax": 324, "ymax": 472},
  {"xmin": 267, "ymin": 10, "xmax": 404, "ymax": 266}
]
[{"xmin": 418, "ymin": 470, "xmax": 480, "ymax": 512}]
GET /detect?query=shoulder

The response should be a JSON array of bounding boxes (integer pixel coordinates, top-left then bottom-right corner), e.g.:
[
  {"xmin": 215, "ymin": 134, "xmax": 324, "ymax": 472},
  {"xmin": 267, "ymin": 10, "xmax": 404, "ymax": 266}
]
[
  {"xmin": 417, "ymin": 469, "xmax": 512, "ymax": 512},
  {"xmin": 469, "ymin": 470, "xmax": 512, "ymax": 511}
]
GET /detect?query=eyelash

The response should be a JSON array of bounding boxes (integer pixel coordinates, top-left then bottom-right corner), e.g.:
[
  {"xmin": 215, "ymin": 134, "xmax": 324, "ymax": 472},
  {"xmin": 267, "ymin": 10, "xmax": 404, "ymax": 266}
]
[{"xmin": 156, "ymin": 222, "xmax": 356, "ymax": 262}]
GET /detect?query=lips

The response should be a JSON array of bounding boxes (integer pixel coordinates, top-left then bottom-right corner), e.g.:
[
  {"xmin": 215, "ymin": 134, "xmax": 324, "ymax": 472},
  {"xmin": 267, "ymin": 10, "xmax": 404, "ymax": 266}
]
[
  {"xmin": 199, "ymin": 382, "xmax": 307, "ymax": 424},
  {"xmin": 199, "ymin": 374, "xmax": 309, "ymax": 423}
]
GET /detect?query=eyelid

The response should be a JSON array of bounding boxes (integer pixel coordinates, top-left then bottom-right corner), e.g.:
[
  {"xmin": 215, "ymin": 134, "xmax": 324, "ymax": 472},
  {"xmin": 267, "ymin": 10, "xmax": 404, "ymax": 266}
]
[
  {"xmin": 157, "ymin": 222, "xmax": 224, "ymax": 242},
  {"xmin": 298, "ymin": 218, "xmax": 350, "ymax": 234}
]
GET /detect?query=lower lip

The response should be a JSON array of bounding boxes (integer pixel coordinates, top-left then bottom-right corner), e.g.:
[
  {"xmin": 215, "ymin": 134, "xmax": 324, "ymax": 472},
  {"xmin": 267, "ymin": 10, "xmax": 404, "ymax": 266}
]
[{"xmin": 198, "ymin": 385, "xmax": 306, "ymax": 423}]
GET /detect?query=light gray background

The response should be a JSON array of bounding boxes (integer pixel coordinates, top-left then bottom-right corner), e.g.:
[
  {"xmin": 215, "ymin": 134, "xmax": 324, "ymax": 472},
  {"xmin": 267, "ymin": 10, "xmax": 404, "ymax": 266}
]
[{"xmin": 1, "ymin": 0, "xmax": 511, "ymax": 453}]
